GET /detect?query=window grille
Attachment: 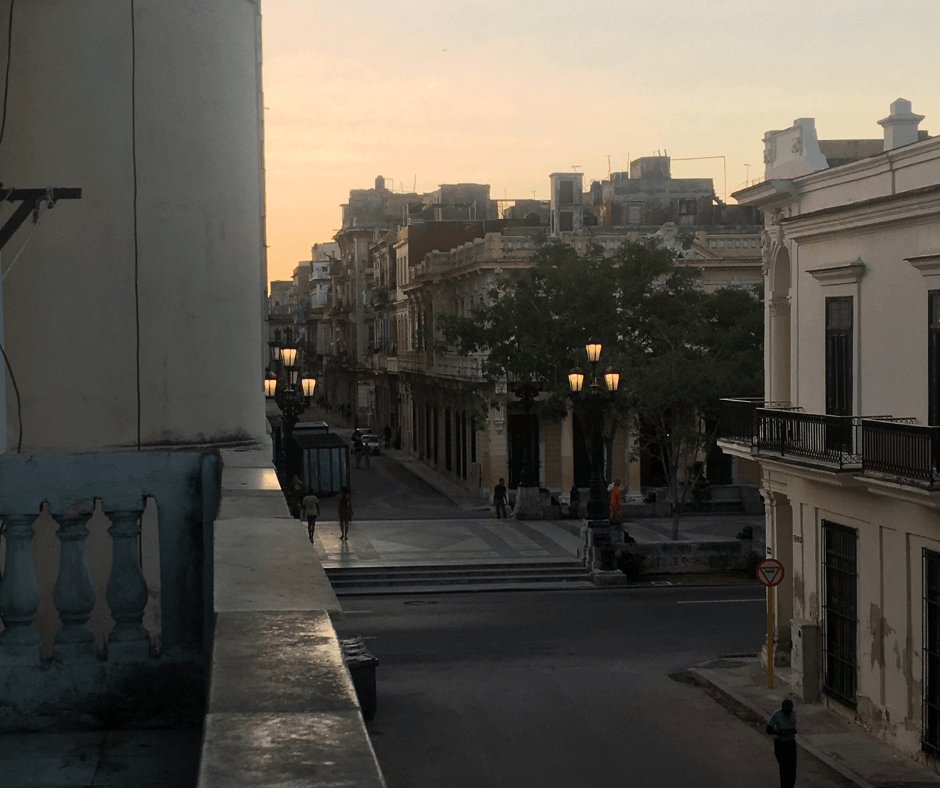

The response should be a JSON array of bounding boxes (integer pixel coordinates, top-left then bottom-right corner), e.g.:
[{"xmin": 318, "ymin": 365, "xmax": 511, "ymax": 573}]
[{"xmin": 823, "ymin": 520, "xmax": 857, "ymax": 708}]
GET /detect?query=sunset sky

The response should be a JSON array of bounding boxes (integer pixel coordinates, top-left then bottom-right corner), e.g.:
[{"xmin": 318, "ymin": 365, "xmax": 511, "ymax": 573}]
[{"xmin": 260, "ymin": 0, "xmax": 940, "ymax": 285}]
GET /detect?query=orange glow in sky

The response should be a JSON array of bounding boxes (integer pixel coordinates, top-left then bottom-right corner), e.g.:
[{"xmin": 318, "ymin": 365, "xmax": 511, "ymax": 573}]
[{"xmin": 260, "ymin": 0, "xmax": 940, "ymax": 284}]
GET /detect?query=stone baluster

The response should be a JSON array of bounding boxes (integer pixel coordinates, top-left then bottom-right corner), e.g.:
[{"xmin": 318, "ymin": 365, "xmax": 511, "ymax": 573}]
[
  {"xmin": 52, "ymin": 511, "xmax": 98, "ymax": 661},
  {"xmin": 0, "ymin": 513, "xmax": 42, "ymax": 664},
  {"xmin": 104, "ymin": 507, "xmax": 150, "ymax": 661}
]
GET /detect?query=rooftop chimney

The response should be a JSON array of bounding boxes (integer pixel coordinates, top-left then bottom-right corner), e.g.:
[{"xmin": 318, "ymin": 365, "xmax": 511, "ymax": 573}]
[{"xmin": 878, "ymin": 98, "xmax": 924, "ymax": 151}]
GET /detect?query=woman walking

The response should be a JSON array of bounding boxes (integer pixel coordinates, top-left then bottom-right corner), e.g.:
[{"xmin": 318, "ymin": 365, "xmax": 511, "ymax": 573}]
[{"xmin": 338, "ymin": 485, "xmax": 353, "ymax": 541}]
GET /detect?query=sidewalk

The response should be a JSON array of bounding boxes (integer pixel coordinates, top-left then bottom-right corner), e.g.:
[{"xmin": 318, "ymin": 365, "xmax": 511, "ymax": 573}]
[{"xmin": 691, "ymin": 658, "xmax": 940, "ymax": 788}]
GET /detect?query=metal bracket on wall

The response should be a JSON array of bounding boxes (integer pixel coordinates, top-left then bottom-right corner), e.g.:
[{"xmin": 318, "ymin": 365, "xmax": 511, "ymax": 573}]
[{"xmin": 0, "ymin": 186, "xmax": 82, "ymax": 251}]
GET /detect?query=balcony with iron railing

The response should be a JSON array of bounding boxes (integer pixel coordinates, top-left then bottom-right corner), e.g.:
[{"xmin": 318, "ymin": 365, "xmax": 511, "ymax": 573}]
[
  {"xmin": 719, "ymin": 398, "xmax": 935, "ymax": 488},
  {"xmin": 862, "ymin": 419, "xmax": 940, "ymax": 488}
]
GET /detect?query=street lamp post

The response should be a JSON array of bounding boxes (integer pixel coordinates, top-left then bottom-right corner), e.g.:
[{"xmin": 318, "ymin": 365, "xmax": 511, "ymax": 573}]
[
  {"xmin": 569, "ymin": 338, "xmax": 625, "ymax": 583},
  {"xmin": 264, "ymin": 343, "xmax": 317, "ymax": 486}
]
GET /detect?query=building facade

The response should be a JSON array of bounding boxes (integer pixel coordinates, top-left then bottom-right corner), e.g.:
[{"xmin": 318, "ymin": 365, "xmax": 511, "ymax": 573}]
[
  {"xmin": 722, "ymin": 99, "xmax": 940, "ymax": 762},
  {"xmin": 355, "ymin": 165, "xmax": 764, "ymax": 503}
]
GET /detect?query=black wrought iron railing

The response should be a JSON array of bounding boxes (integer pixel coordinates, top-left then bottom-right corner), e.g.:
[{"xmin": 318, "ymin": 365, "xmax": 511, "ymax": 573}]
[
  {"xmin": 756, "ymin": 410, "xmax": 865, "ymax": 469},
  {"xmin": 863, "ymin": 419, "xmax": 940, "ymax": 487},
  {"xmin": 717, "ymin": 398, "xmax": 799, "ymax": 445}
]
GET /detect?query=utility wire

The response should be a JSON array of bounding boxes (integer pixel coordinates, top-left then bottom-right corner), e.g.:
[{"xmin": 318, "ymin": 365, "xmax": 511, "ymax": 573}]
[
  {"xmin": 131, "ymin": 0, "xmax": 141, "ymax": 449},
  {"xmin": 0, "ymin": 0, "xmax": 20, "ymax": 452},
  {"xmin": 0, "ymin": 0, "xmax": 15, "ymax": 151},
  {"xmin": 0, "ymin": 334, "xmax": 22, "ymax": 452}
]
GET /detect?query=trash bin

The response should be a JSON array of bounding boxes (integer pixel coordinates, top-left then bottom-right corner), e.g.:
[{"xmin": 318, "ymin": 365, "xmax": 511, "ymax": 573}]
[{"xmin": 340, "ymin": 636, "xmax": 379, "ymax": 721}]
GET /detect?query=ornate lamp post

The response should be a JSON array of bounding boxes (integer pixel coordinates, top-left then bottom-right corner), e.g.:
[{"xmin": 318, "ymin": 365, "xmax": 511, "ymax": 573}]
[
  {"xmin": 569, "ymin": 338, "xmax": 624, "ymax": 582},
  {"xmin": 264, "ymin": 343, "xmax": 317, "ymax": 484}
]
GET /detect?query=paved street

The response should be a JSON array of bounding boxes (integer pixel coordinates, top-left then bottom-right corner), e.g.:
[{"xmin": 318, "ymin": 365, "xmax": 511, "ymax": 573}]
[{"xmin": 334, "ymin": 587, "xmax": 856, "ymax": 788}]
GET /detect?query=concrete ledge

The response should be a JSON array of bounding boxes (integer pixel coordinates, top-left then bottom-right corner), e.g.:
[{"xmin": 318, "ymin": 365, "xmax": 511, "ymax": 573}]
[
  {"xmin": 208, "ymin": 611, "xmax": 356, "ymax": 716},
  {"xmin": 200, "ymin": 710, "xmax": 385, "ymax": 788},
  {"xmin": 200, "ymin": 448, "xmax": 384, "ymax": 787}
]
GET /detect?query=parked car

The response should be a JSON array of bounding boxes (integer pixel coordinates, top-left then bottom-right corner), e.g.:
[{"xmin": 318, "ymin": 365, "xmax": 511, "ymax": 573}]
[{"xmin": 360, "ymin": 433, "xmax": 381, "ymax": 455}]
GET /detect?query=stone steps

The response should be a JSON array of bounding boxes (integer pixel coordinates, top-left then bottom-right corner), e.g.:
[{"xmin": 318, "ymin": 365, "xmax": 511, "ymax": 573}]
[{"xmin": 325, "ymin": 560, "xmax": 592, "ymax": 595}]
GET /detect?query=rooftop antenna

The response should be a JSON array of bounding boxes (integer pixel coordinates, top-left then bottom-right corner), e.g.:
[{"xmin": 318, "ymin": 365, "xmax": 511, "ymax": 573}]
[
  {"xmin": 605, "ymin": 155, "xmax": 611, "ymax": 178},
  {"xmin": 571, "ymin": 165, "xmax": 581, "ymax": 172}
]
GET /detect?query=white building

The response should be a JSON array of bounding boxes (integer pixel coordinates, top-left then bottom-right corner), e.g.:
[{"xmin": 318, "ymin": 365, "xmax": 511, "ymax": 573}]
[{"xmin": 724, "ymin": 99, "xmax": 940, "ymax": 763}]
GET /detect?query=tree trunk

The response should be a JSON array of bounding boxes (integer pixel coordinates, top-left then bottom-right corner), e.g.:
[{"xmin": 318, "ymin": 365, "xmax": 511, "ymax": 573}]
[{"xmin": 669, "ymin": 459, "xmax": 681, "ymax": 541}]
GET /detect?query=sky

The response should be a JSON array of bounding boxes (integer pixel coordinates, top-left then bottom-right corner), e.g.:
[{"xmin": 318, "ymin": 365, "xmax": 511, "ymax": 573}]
[{"xmin": 260, "ymin": 0, "xmax": 940, "ymax": 285}]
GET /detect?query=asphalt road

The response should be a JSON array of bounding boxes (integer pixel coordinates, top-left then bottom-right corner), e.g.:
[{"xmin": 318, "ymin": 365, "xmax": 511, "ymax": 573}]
[{"xmin": 335, "ymin": 586, "xmax": 855, "ymax": 788}]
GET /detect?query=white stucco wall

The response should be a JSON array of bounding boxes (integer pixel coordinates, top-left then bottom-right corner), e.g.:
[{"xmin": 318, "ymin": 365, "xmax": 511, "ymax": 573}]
[{"xmin": 0, "ymin": 0, "xmax": 266, "ymax": 451}]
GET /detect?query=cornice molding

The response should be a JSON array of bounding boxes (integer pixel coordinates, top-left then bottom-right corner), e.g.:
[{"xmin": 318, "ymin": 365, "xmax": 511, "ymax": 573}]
[
  {"xmin": 907, "ymin": 254, "xmax": 940, "ymax": 277},
  {"xmin": 783, "ymin": 187, "xmax": 940, "ymax": 242},
  {"xmin": 807, "ymin": 260, "xmax": 866, "ymax": 286}
]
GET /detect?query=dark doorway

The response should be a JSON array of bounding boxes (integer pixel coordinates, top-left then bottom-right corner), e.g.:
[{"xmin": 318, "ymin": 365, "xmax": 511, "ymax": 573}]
[{"xmin": 508, "ymin": 413, "xmax": 538, "ymax": 489}]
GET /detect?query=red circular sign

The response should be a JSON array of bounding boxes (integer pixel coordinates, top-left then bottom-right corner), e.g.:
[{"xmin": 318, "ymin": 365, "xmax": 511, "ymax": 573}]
[{"xmin": 756, "ymin": 558, "xmax": 785, "ymax": 587}]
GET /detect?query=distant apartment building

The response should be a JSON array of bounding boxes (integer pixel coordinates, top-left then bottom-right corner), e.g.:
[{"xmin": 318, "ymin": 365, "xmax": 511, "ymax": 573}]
[
  {"xmin": 311, "ymin": 164, "xmax": 764, "ymax": 502},
  {"xmin": 322, "ymin": 176, "xmax": 500, "ymax": 427},
  {"xmin": 720, "ymin": 100, "xmax": 940, "ymax": 764}
]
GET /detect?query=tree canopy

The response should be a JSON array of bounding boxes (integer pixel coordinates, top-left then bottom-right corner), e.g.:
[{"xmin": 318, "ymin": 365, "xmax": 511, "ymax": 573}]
[{"xmin": 437, "ymin": 239, "xmax": 763, "ymax": 538}]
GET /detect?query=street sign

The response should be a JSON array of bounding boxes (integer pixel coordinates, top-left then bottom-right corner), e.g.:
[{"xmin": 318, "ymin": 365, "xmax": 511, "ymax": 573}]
[{"xmin": 757, "ymin": 558, "xmax": 785, "ymax": 587}]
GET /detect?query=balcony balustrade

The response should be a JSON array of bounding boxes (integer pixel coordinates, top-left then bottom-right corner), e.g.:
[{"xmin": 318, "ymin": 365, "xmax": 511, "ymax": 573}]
[
  {"xmin": 862, "ymin": 419, "xmax": 940, "ymax": 488},
  {"xmin": 0, "ymin": 450, "xmax": 218, "ymax": 726}
]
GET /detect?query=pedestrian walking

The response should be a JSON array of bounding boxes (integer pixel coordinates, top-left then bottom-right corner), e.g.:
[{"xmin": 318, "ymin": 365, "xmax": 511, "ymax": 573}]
[
  {"xmin": 363, "ymin": 442, "xmax": 371, "ymax": 469},
  {"xmin": 493, "ymin": 478, "xmax": 508, "ymax": 518},
  {"xmin": 302, "ymin": 490, "xmax": 320, "ymax": 542},
  {"xmin": 383, "ymin": 424, "xmax": 392, "ymax": 449},
  {"xmin": 337, "ymin": 485, "xmax": 353, "ymax": 541},
  {"xmin": 569, "ymin": 485, "xmax": 581, "ymax": 519},
  {"xmin": 766, "ymin": 698, "xmax": 797, "ymax": 788},
  {"xmin": 353, "ymin": 437, "xmax": 364, "ymax": 469},
  {"xmin": 609, "ymin": 479, "xmax": 622, "ymax": 522}
]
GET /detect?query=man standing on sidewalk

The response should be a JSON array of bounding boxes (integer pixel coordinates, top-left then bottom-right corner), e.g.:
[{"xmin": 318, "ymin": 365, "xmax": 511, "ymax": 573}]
[
  {"xmin": 766, "ymin": 698, "xmax": 797, "ymax": 788},
  {"xmin": 493, "ymin": 478, "xmax": 508, "ymax": 518}
]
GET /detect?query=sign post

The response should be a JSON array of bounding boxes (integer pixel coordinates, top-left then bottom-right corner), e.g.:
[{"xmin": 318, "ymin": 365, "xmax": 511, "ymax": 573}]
[{"xmin": 757, "ymin": 558, "xmax": 785, "ymax": 689}]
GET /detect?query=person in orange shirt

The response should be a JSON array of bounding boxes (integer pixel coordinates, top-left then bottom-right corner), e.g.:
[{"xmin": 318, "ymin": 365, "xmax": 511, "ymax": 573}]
[{"xmin": 609, "ymin": 479, "xmax": 622, "ymax": 522}]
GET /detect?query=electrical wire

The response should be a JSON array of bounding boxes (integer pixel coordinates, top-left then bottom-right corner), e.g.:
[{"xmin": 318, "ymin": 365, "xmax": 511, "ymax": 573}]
[
  {"xmin": 0, "ymin": 1, "xmax": 19, "ymax": 452},
  {"xmin": 0, "ymin": 0, "xmax": 15, "ymax": 151},
  {"xmin": 131, "ymin": 0, "xmax": 141, "ymax": 449},
  {"xmin": 0, "ymin": 336, "xmax": 22, "ymax": 453}
]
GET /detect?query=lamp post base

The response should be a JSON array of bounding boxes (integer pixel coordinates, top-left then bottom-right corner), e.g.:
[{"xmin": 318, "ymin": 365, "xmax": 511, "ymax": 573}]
[{"xmin": 579, "ymin": 519, "xmax": 628, "ymax": 585}]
